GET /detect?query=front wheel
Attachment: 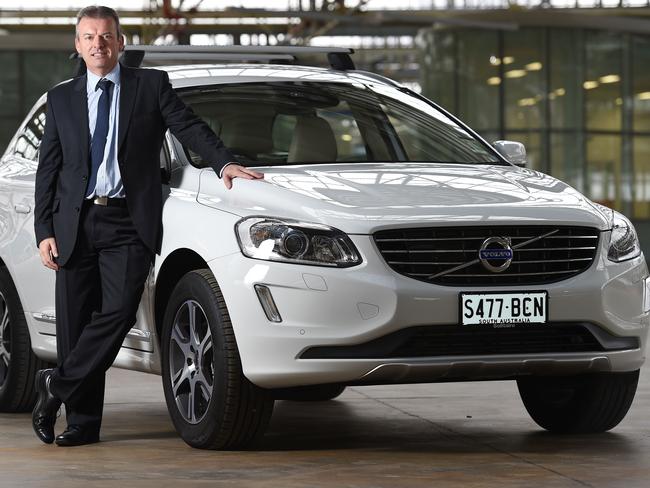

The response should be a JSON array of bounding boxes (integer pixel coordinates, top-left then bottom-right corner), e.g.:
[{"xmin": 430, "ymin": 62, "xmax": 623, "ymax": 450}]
[
  {"xmin": 161, "ymin": 269, "xmax": 274, "ymax": 449},
  {"xmin": 517, "ymin": 370, "xmax": 640, "ymax": 434}
]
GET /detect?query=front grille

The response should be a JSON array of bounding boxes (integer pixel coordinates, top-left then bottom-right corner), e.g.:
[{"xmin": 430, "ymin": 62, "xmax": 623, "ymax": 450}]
[
  {"xmin": 374, "ymin": 225, "xmax": 600, "ymax": 286},
  {"xmin": 300, "ymin": 324, "xmax": 638, "ymax": 360}
]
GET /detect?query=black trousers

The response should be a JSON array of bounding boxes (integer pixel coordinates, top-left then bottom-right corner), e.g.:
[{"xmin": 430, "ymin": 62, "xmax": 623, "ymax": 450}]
[{"xmin": 50, "ymin": 201, "xmax": 152, "ymax": 434}]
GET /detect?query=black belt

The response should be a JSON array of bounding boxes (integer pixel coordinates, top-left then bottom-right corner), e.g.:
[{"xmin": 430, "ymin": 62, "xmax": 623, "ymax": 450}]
[{"xmin": 86, "ymin": 196, "xmax": 127, "ymax": 208}]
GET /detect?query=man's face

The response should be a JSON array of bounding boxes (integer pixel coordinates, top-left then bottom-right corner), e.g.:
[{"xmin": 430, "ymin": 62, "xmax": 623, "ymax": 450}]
[{"xmin": 75, "ymin": 16, "xmax": 124, "ymax": 77}]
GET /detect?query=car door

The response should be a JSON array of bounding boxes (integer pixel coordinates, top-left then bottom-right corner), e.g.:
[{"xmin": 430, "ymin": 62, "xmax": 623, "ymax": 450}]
[{"xmin": 0, "ymin": 100, "xmax": 57, "ymax": 334}]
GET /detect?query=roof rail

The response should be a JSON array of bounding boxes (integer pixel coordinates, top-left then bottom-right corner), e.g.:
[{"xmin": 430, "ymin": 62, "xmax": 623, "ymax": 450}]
[
  {"xmin": 71, "ymin": 45, "xmax": 355, "ymax": 77},
  {"xmin": 121, "ymin": 51, "xmax": 297, "ymax": 67},
  {"xmin": 124, "ymin": 45, "xmax": 355, "ymax": 70}
]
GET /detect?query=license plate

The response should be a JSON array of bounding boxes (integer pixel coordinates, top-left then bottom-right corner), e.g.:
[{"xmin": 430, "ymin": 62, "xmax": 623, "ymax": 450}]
[{"xmin": 460, "ymin": 291, "xmax": 548, "ymax": 326}]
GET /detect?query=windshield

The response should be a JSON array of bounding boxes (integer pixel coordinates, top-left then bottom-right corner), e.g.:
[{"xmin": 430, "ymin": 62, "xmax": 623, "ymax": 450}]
[{"xmin": 180, "ymin": 81, "xmax": 502, "ymax": 167}]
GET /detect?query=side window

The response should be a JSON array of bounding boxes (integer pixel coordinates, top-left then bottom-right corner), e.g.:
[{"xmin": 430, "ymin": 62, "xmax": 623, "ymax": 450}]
[{"xmin": 13, "ymin": 106, "xmax": 47, "ymax": 163}]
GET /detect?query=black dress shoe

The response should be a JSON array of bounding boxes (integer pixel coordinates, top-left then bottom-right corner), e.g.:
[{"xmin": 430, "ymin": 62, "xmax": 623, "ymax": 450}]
[
  {"xmin": 32, "ymin": 368, "xmax": 61, "ymax": 444},
  {"xmin": 55, "ymin": 425, "xmax": 100, "ymax": 447}
]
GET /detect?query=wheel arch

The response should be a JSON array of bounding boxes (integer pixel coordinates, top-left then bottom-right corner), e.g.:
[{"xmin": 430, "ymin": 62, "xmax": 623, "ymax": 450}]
[
  {"xmin": 154, "ymin": 248, "xmax": 209, "ymax": 344},
  {"xmin": 0, "ymin": 255, "xmax": 29, "ymax": 326}
]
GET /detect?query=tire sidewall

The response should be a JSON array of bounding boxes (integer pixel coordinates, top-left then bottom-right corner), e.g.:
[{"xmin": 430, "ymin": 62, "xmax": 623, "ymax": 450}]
[
  {"xmin": 161, "ymin": 270, "xmax": 237, "ymax": 447},
  {"xmin": 0, "ymin": 268, "xmax": 28, "ymax": 404}
]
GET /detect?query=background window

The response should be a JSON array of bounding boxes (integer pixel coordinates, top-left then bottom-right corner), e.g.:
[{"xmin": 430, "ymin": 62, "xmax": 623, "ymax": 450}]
[
  {"xmin": 632, "ymin": 36, "xmax": 650, "ymax": 133},
  {"xmin": 633, "ymin": 136, "xmax": 650, "ymax": 219},
  {"xmin": 457, "ymin": 30, "xmax": 499, "ymax": 133},
  {"xmin": 550, "ymin": 132, "xmax": 584, "ymax": 193},
  {"xmin": 549, "ymin": 29, "xmax": 583, "ymax": 130},
  {"xmin": 586, "ymin": 135, "xmax": 622, "ymax": 210},
  {"xmin": 585, "ymin": 32, "xmax": 623, "ymax": 132},
  {"xmin": 503, "ymin": 29, "xmax": 545, "ymax": 133},
  {"xmin": 419, "ymin": 29, "xmax": 456, "ymax": 112}
]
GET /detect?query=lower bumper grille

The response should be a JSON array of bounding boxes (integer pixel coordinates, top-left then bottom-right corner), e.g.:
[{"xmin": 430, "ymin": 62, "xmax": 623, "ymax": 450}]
[{"xmin": 300, "ymin": 323, "xmax": 638, "ymax": 360}]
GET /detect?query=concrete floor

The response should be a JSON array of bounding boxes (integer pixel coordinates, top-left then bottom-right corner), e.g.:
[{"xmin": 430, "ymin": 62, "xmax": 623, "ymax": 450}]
[{"xmin": 1, "ymin": 367, "xmax": 649, "ymax": 488}]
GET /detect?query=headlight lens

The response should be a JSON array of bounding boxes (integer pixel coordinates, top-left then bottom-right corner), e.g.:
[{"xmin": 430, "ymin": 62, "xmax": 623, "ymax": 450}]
[
  {"xmin": 236, "ymin": 217, "xmax": 362, "ymax": 267},
  {"xmin": 608, "ymin": 211, "xmax": 641, "ymax": 262}
]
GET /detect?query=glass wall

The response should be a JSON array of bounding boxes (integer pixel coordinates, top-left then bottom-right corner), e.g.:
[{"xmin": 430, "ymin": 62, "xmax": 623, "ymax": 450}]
[
  {"xmin": 0, "ymin": 50, "xmax": 70, "ymax": 155},
  {"xmin": 0, "ymin": 52, "xmax": 22, "ymax": 154},
  {"xmin": 419, "ymin": 26, "xmax": 650, "ymax": 230},
  {"xmin": 632, "ymin": 37, "xmax": 650, "ymax": 220},
  {"xmin": 548, "ymin": 29, "xmax": 584, "ymax": 192},
  {"xmin": 457, "ymin": 31, "xmax": 500, "ymax": 133}
]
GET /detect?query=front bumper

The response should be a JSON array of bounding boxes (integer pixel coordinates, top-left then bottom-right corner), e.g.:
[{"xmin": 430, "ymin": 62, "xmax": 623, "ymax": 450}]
[{"xmin": 211, "ymin": 235, "xmax": 649, "ymax": 389}]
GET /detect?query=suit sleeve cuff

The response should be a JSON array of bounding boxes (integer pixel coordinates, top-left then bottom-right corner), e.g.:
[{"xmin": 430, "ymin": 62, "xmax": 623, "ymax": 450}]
[{"xmin": 219, "ymin": 162, "xmax": 234, "ymax": 178}]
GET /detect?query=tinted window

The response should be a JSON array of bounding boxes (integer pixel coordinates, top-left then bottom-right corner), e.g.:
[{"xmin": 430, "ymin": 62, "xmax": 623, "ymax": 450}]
[{"xmin": 180, "ymin": 82, "xmax": 501, "ymax": 167}]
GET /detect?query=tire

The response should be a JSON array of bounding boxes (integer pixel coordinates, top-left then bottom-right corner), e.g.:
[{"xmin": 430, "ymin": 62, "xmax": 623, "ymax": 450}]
[
  {"xmin": 0, "ymin": 266, "xmax": 50, "ymax": 412},
  {"xmin": 272, "ymin": 384, "xmax": 346, "ymax": 402},
  {"xmin": 517, "ymin": 370, "xmax": 640, "ymax": 434},
  {"xmin": 161, "ymin": 269, "xmax": 274, "ymax": 450}
]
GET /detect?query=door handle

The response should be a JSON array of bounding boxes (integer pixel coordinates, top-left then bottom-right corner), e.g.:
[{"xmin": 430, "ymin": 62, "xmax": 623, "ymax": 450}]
[{"xmin": 14, "ymin": 204, "xmax": 31, "ymax": 214}]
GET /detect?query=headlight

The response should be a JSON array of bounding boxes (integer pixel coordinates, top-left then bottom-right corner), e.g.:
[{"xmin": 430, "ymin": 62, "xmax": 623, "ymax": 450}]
[
  {"xmin": 235, "ymin": 217, "xmax": 362, "ymax": 267},
  {"xmin": 608, "ymin": 211, "xmax": 641, "ymax": 262}
]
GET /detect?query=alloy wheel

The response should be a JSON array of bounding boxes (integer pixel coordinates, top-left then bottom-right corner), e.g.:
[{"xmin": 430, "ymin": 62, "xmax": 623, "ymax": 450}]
[
  {"xmin": 0, "ymin": 292, "xmax": 10, "ymax": 388},
  {"xmin": 169, "ymin": 299, "xmax": 214, "ymax": 424}
]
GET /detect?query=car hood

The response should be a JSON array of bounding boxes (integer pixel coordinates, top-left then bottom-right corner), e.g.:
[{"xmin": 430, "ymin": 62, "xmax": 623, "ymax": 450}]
[{"xmin": 197, "ymin": 163, "xmax": 611, "ymax": 234}]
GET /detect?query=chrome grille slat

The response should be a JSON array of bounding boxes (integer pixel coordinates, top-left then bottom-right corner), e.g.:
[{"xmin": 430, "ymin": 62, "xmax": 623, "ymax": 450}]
[
  {"xmin": 514, "ymin": 246, "xmax": 596, "ymax": 251},
  {"xmin": 388, "ymin": 261, "xmax": 465, "ymax": 265},
  {"xmin": 514, "ymin": 258, "xmax": 593, "ymax": 264},
  {"xmin": 406, "ymin": 269, "xmax": 584, "ymax": 278},
  {"xmin": 544, "ymin": 235, "xmax": 599, "ymax": 239},
  {"xmin": 397, "ymin": 257, "xmax": 593, "ymax": 267},
  {"xmin": 381, "ymin": 249, "xmax": 466, "ymax": 254},
  {"xmin": 375, "ymin": 234, "xmax": 599, "ymax": 242},
  {"xmin": 381, "ymin": 246, "xmax": 597, "ymax": 253},
  {"xmin": 374, "ymin": 225, "xmax": 600, "ymax": 286}
]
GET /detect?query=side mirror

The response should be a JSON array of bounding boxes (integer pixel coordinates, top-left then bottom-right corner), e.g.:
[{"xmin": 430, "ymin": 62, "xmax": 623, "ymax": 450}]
[{"xmin": 492, "ymin": 140, "xmax": 527, "ymax": 167}]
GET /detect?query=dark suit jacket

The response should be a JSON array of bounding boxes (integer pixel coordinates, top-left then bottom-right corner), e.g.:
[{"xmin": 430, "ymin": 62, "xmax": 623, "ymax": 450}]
[{"xmin": 34, "ymin": 64, "xmax": 233, "ymax": 266}]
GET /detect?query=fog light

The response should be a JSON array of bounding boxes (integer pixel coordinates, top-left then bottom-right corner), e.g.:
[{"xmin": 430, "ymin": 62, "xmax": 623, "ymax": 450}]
[{"xmin": 254, "ymin": 284, "xmax": 282, "ymax": 323}]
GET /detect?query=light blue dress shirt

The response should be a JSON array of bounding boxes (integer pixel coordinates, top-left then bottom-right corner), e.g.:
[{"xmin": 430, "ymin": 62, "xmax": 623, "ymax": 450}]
[{"xmin": 85, "ymin": 64, "xmax": 125, "ymax": 198}]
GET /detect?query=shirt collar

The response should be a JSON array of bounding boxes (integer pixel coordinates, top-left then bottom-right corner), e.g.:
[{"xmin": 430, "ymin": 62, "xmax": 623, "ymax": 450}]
[{"xmin": 86, "ymin": 62, "xmax": 121, "ymax": 93}]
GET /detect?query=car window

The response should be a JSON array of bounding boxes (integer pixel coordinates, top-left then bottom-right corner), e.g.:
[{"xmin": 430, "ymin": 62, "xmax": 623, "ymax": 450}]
[
  {"xmin": 11, "ymin": 105, "xmax": 46, "ymax": 163},
  {"xmin": 372, "ymin": 84, "xmax": 495, "ymax": 164},
  {"xmin": 273, "ymin": 108, "xmax": 367, "ymax": 163},
  {"xmin": 316, "ymin": 103, "xmax": 367, "ymax": 161},
  {"xmin": 180, "ymin": 82, "xmax": 501, "ymax": 168}
]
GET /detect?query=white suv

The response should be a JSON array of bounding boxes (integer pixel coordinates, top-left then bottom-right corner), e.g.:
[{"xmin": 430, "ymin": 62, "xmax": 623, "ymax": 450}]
[{"xmin": 0, "ymin": 46, "xmax": 647, "ymax": 449}]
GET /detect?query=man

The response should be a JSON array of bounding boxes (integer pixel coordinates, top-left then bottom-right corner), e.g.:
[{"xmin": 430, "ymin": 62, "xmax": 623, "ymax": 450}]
[{"xmin": 32, "ymin": 5, "xmax": 263, "ymax": 447}]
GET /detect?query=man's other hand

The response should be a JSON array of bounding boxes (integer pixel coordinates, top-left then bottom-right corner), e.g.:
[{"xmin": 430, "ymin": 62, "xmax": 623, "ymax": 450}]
[
  {"xmin": 39, "ymin": 237, "xmax": 59, "ymax": 271},
  {"xmin": 222, "ymin": 164, "xmax": 264, "ymax": 190}
]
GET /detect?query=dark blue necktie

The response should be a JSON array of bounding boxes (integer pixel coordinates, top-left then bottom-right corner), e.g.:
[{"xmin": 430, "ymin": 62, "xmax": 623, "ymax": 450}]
[{"xmin": 88, "ymin": 78, "xmax": 113, "ymax": 195}]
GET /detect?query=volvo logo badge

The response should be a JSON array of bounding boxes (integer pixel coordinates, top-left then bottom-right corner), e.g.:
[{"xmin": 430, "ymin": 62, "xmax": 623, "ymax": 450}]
[{"xmin": 479, "ymin": 237, "xmax": 513, "ymax": 273}]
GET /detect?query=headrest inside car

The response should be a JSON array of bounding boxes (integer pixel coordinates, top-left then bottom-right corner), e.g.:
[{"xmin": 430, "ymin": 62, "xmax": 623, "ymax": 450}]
[{"xmin": 287, "ymin": 115, "xmax": 338, "ymax": 163}]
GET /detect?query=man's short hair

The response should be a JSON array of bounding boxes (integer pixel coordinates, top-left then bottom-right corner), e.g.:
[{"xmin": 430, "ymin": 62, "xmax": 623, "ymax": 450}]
[{"xmin": 76, "ymin": 5, "xmax": 121, "ymax": 38}]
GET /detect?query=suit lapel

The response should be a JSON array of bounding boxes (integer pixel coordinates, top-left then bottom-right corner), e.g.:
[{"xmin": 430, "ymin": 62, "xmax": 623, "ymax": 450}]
[
  {"xmin": 72, "ymin": 75, "xmax": 89, "ymax": 167},
  {"xmin": 118, "ymin": 65, "xmax": 138, "ymax": 154}
]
